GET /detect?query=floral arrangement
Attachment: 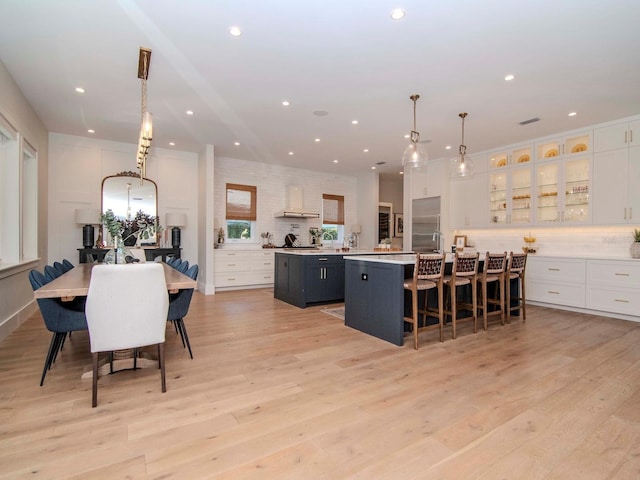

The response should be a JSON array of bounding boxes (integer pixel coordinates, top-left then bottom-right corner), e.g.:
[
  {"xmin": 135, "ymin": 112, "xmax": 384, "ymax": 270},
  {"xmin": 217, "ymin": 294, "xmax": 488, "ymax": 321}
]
[
  {"xmin": 101, "ymin": 209, "xmax": 160, "ymax": 246},
  {"xmin": 309, "ymin": 227, "xmax": 325, "ymax": 244}
]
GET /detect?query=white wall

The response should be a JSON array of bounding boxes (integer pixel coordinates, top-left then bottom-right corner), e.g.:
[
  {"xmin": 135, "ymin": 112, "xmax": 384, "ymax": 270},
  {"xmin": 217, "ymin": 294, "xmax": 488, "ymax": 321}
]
[
  {"xmin": 0, "ymin": 60, "xmax": 48, "ymax": 341},
  {"xmin": 214, "ymin": 156, "xmax": 359, "ymax": 249},
  {"xmin": 379, "ymin": 176, "xmax": 404, "ymax": 249},
  {"xmin": 48, "ymin": 133, "xmax": 199, "ymax": 266}
]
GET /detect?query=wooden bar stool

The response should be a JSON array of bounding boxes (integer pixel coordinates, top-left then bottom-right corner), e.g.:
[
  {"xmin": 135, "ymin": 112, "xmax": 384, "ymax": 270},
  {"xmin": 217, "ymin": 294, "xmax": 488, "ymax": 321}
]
[
  {"xmin": 506, "ymin": 251, "xmax": 528, "ymax": 322},
  {"xmin": 477, "ymin": 251, "xmax": 507, "ymax": 330},
  {"xmin": 403, "ymin": 253, "xmax": 445, "ymax": 350},
  {"xmin": 443, "ymin": 252, "xmax": 479, "ymax": 339}
]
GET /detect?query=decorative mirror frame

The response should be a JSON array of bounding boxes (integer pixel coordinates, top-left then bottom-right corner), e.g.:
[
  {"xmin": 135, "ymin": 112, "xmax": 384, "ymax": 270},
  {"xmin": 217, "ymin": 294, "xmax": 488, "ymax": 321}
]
[{"xmin": 101, "ymin": 171, "xmax": 159, "ymax": 246}]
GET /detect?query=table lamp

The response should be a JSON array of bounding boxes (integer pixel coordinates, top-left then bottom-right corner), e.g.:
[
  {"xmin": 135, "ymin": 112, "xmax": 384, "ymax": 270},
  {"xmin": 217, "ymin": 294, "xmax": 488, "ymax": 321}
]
[
  {"xmin": 166, "ymin": 212, "xmax": 186, "ymax": 248},
  {"xmin": 75, "ymin": 208, "xmax": 101, "ymax": 248}
]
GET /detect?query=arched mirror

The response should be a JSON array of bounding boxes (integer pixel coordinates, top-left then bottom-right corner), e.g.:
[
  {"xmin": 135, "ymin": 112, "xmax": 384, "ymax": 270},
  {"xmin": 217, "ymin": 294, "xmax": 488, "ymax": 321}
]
[{"xmin": 101, "ymin": 171, "xmax": 158, "ymax": 245}]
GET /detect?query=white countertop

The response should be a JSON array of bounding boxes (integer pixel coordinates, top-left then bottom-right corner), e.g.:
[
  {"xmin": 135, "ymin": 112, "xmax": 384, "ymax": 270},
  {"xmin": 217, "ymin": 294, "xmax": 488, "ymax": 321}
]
[
  {"xmin": 345, "ymin": 254, "xmax": 420, "ymax": 265},
  {"xmin": 275, "ymin": 249, "xmax": 413, "ymax": 256}
]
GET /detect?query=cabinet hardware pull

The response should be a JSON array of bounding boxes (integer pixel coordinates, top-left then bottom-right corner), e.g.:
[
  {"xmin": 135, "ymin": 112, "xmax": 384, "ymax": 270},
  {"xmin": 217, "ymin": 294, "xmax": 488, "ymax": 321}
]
[
  {"xmin": 625, "ymin": 131, "xmax": 628, "ymax": 144},
  {"xmin": 548, "ymin": 268, "xmax": 560, "ymax": 271},
  {"xmin": 548, "ymin": 291, "xmax": 559, "ymax": 294},
  {"xmin": 615, "ymin": 273, "xmax": 630, "ymax": 276},
  {"xmin": 319, "ymin": 258, "xmax": 328, "ymax": 261},
  {"xmin": 228, "ymin": 263, "xmax": 235, "ymax": 266},
  {"xmin": 630, "ymin": 130, "xmax": 633, "ymax": 143},
  {"xmin": 631, "ymin": 207, "xmax": 633, "ymax": 219},
  {"xmin": 625, "ymin": 207, "xmax": 628, "ymax": 220},
  {"xmin": 615, "ymin": 299, "xmax": 629, "ymax": 303}
]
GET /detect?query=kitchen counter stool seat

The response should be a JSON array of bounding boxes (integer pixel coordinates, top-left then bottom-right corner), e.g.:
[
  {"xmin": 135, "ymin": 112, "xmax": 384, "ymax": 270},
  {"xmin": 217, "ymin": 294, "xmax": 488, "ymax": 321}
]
[
  {"xmin": 403, "ymin": 253, "xmax": 445, "ymax": 350},
  {"xmin": 443, "ymin": 252, "xmax": 479, "ymax": 339},
  {"xmin": 477, "ymin": 251, "xmax": 507, "ymax": 330}
]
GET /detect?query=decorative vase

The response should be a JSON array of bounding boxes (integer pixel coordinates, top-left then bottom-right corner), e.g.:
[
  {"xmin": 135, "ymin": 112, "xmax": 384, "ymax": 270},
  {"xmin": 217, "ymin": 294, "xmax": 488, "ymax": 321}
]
[
  {"xmin": 104, "ymin": 236, "xmax": 127, "ymax": 264},
  {"xmin": 631, "ymin": 242, "xmax": 640, "ymax": 259}
]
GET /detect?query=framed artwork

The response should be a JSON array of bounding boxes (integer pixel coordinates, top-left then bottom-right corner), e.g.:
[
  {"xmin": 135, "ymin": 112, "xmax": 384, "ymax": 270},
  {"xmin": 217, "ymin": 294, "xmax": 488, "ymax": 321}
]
[
  {"xmin": 394, "ymin": 213, "xmax": 404, "ymax": 237},
  {"xmin": 454, "ymin": 235, "xmax": 467, "ymax": 249}
]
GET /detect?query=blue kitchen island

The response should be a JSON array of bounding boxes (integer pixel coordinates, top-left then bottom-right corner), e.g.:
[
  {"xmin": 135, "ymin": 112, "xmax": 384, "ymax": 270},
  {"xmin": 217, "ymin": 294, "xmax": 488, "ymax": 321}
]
[{"xmin": 344, "ymin": 254, "xmax": 418, "ymax": 346}]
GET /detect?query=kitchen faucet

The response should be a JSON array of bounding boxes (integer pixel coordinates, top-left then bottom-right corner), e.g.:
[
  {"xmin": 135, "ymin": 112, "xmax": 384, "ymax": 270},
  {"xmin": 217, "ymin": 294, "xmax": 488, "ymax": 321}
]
[{"xmin": 432, "ymin": 230, "xmax": 443, "ymax": 253}]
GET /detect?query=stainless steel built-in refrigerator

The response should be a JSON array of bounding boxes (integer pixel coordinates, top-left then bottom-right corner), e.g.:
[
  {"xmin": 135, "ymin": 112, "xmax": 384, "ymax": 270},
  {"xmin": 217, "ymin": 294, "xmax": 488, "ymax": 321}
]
[{"xmin": 412, "ymin": 197, "xmax": 441, "ymax": 253}]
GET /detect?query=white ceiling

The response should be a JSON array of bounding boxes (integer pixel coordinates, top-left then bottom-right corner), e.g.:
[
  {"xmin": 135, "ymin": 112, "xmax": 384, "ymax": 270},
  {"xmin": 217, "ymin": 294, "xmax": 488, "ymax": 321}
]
[{"xmin": 1, "ymin": 0, "xmax": 639, "ymax": 178}]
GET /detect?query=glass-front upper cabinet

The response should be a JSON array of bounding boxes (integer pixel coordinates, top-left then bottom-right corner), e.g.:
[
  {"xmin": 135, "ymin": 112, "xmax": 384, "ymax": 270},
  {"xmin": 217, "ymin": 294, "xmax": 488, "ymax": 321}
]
[
  {"xmin": 535, "ymin": 155, "xmax": 591, "ymax": 224},
  {"xmin": 535, "ymin": 131, "xmax": 591, "ymax": 161},
  {"xmin": 488, "ymin": 144, "xmax": 533, "ymax": 225}
]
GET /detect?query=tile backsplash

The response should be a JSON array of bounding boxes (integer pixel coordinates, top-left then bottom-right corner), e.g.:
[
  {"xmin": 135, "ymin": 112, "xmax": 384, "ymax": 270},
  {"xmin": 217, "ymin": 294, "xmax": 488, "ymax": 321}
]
[{"xmin": 455, "ymin": 226, "xmax": 637, "ymax": 258}]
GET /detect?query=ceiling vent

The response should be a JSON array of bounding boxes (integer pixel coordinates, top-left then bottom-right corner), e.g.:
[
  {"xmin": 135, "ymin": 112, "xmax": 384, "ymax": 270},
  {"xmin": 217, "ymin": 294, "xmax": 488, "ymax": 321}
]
[{"xmin": 519, "ymin": 117, "xmax": 540, "ymax": 126}]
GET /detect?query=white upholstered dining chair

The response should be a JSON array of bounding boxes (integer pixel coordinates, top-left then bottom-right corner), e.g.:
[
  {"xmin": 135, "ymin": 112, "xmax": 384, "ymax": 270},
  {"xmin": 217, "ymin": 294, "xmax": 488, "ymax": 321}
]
[{"xmin": 85, "ymin": 263, "xmax": 169, "ymax": 407}]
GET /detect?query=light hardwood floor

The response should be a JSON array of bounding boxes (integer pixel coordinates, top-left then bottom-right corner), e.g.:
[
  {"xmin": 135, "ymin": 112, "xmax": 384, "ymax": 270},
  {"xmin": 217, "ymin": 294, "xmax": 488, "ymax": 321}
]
[{"xmin": 1, "ymin": 289, "xmax": 640, "ymax": 479}]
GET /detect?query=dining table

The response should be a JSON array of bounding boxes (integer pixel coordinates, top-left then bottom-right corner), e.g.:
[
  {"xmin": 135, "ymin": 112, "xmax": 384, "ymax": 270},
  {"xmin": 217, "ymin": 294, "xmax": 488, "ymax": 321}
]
[
  {"xmin": 32, "ymin": 262, "xmax": 197, "ymax": 378},
  {"xmin": 33, "ymin": 262, "xmax": 196, "ymax": 300}
]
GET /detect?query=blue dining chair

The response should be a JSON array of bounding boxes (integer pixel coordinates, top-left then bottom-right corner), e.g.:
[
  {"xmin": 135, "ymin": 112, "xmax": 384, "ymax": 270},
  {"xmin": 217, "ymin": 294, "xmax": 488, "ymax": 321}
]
[
  {"xmin": 177, "ymin": 260, "xmax": 189, "ymax": 273},
  {"xmin": 44, "ymin": 265, "xmax": 62, "ymax": 282},
  {"xmin": 53, "ymin": 261, "xmax": 69, "ymax": 274},
  {"xmin": 166, "ymin": 257, "xmax": 179, "ymax": 267},
  {"xmin": 29, "ymin": 270, "xmax": 88, "ymax": 386},
  {"xmin": 62, "ymin": 259, "xmax": 75, "ymax": 270},
  {"xmin": 167, "ymin": 264, "xmax": 198, "ymax": 358}
]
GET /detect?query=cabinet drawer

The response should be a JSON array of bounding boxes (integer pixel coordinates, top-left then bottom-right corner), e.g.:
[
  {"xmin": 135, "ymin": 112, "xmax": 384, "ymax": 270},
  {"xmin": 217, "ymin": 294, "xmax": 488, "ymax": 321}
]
[
  {"xmin": 305, "ymin": 255, "xmax": 339, "ymax": 266},
  {"xmin": 526, "ymin": 257, "xmax": 585, "ymax": 282},
  {"xmin": 216, "ymin": 257, "xmax": 251, "ymax": 272},
  {"xmin": 586, "ymin": 285, "xmax": 640, "ymax": 316},
  {"xmin": 215, "ymin": 271, "xmax": 273, "ymax": 287},
  {"xmin": 527, "ymin": 279, "xmax": 585, "ymax": 307},
  {"xmin": 586, "ymin": 260, "xmax": 640, "ymax": 288}
]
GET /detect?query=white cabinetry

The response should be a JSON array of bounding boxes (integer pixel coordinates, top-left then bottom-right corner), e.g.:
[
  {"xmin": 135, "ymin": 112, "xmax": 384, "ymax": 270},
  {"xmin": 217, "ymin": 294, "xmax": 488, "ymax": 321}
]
[
  {"xmin": 534, "ymin": 155, "xmax": 591, "ymax": 225},
  {"xmin": 526, "ymin": 256, "xmax": 586, "ymax": 307},
  {"xmin": 215, "ymin": 250, "xmax": 275, "ymax": 289},
  {"xmin": 487, "ymin": 144, "xmax": 533, "ymax": 226},
  {"xmin": 586, "ymin": 259, "xmax": 640, "ymax": 316},
  {"xmin": 451, "ymin": 172, "xmax": 487, "ymax": 228},
  {"xmin": 592, "ymin": 118, "xmax": 640, "ymax": 224},
  {"xmin": 534, "ymin": 131, "xmax": 591, "ymax": 160}
]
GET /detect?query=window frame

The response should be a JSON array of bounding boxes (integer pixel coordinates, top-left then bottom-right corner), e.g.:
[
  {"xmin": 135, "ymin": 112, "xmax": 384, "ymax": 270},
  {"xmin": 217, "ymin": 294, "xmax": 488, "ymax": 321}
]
[{"xmin": 225, "ymin": 183, "xmax": 257, "ymax": 243}]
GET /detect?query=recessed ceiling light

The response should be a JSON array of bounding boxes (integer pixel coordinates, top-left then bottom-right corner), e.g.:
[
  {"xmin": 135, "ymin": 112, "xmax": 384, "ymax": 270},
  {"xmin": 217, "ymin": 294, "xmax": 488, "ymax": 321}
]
[
  {"xmin": 445, "ymin": 145, "xmax": 452, "ymax": 150},
  {"xmin": 288, "ymin": 151, "xmax": 294, "ymax": 155},
  {"xmin": 186, "ymin": 110, "xmax": 194, "ymax": 115},
  {"xmin": 404, "ymin": 134, "xmax": 410, "ymax": 139},
  {"xmin": 315, "ymin": 138, "xmax": 320, "ymax": 142},
  {"xmin": 333, "ymin": 159, "xmax": 339, "ymax": 163},
  {"xmin": 399, "ymin": 171, "xmax": 404, "ymax": 175},
  {"xmin": 234, "ymin": 142, "xmax": 240, "ymax": 146},
  {"xmin": 87, "ymin": 129, "xmax": 95, "ymax": 134},
  {"xmin": 390, "ymin": 8, "xmax": 406, "ymax": 20},
  {"xmin": 169, "ymin": 142, "xmax": 175, "ymax": 146},
  {"xmin": 282, "ymin": 100, "xmax": 290, "ymax": 107},
  {"xmin": 229, "ymin": 26, "xmax": 242, "ymax": 37},
  {"xmin": 75, "ymin": 87, "xmax": 85, "ymax": 94},
  {"xmin": 505, "ymin": 74, "xmax": 515, "ymax": 81},
  {"xmin": 568, "ymin": 111, "xmax": 577, "ymax": 117},
  {"xmin": 351, "ymin": 120, "xmax": 358, "ymax": 125},
  {"xmin": 363, "ymin": 149, "xmax": 369, "ymax": 153},
  {"xmin": 371, "ymin": 166, "xmax": 376, "ymax": 170}
]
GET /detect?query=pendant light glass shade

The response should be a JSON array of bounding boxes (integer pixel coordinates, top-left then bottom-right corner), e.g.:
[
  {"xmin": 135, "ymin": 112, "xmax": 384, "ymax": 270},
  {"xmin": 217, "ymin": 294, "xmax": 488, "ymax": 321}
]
[
  {"xmin": 450, "ymin": 112, "xmax": 474, "ymax": 178},
  {"xmin": 402, "ymin": 95, "xmax": 429, "ymax": 170}
]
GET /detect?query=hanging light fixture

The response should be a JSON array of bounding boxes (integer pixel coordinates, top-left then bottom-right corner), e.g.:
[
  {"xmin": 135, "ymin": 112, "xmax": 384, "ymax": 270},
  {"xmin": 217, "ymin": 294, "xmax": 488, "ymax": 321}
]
[
  {"xmin": 136, "ymin": 47, "xmax": 153, "ymax": 183},
  {"xmin": 401, "ymin": 94, "xmax": 428, "ymax": 170},
  {"xmin": 450, "ymin": 112, "xmax": 474, "ymax": 178}
]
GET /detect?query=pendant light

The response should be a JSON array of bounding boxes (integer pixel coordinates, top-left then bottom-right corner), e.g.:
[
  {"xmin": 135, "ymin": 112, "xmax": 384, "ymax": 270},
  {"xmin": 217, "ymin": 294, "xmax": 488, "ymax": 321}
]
[
  {"xmin": 136, "ymin": 47, "xmax": 153, "ymax": 184},
  {"xmin": 450, "ymin": 112, "xmax": 474, "ymax": 178},
  {"xmin": 401, "ymin": 94, "xmax": 428, "ymax": 170}
]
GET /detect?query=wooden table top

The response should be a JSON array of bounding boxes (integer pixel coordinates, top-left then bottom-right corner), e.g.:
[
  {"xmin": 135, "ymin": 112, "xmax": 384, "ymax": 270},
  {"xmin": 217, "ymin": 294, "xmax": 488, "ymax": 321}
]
[{"xmin": 33, "ymin": 263, "xmax": 197, "ymax": 299}]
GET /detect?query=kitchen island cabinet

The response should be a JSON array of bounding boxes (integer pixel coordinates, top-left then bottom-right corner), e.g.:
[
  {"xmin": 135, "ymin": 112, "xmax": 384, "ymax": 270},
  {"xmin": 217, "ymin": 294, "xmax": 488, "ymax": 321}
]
[{"xmin": 275, "ymin": 252, "xmax": 345, "ymax": 307}]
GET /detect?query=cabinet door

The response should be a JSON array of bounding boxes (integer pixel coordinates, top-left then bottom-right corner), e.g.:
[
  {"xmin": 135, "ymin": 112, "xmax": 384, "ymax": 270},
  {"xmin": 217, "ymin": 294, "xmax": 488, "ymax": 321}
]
[
  {"xmin": 510, "ymin": 167, "xmax": 532, "ymax": 224},
  {"xmin": 629, "ymin": 146, "xmax": 640, "ymax": 222},
  {"xmin": 535, "ymin": 162, "xmax": 560, "ymax": 223},
  {"xmin": 594, "ymin": 122, "xmax": 629, "ymax": 152},
  {"xmin": 562, "ymin": 156, "xmax": 591, "ymax": 224},
  {"xmin": 452, "ymin": 173, "xmax": 487, "ymax": 228},
  {"xmin": 489, "ymin": 170, "xmax": 508, "ymax": 225},
  {"xmin": 630, "ymin": 120, "xmax": 640, "ymax": 147},
  {"xmin": 592, "ymin": 150, "xmax": 628, "ymax": 224},
  {"xmin": 274, "ymin": 254, "xmax": 290, "ymax": 301}
]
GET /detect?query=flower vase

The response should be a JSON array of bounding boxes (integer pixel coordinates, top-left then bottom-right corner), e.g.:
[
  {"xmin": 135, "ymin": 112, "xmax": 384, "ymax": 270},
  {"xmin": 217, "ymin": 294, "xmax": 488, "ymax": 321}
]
[
  {"xmin": 105, "ymin": 236, "xmax": 127, "ymax": 264},
  {"xmin": 631, "ymin": 242, "xmax": 640, "ymax": 259}
]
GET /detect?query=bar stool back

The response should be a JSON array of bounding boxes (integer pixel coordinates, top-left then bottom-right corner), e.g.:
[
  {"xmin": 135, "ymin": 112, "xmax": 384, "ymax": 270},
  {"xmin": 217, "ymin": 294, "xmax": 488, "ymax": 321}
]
[
  {"xmin": 506, "ymin": 252, "xmax": 528, "ymax": 322},
  {"xmin": 477, "ymin": 251, "xmax": 508, "ymax": 330},
  {"xmin": 443, "ymin": 252, "xmax": 479, "ymax": 339},
  {"xmin": 403, "ymin": 253, "xmax": 445, "ymax": 350}
]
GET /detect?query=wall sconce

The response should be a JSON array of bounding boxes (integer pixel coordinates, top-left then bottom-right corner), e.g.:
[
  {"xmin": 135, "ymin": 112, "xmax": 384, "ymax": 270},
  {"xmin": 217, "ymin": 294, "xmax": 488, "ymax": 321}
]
[
  {"xmin": 166, "ymin": 212, "xmax": 186, "ymax": 248},
  {"xmin": 75, "ymin": 208, "xmax": 101, "ymax": 248}
]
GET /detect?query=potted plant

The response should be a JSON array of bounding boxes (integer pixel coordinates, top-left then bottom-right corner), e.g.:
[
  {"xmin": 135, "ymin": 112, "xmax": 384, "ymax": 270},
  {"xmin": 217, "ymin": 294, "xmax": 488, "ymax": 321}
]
[{"xmin": 632, "ymin": 228, "xmax": 640, "ymax": 259}]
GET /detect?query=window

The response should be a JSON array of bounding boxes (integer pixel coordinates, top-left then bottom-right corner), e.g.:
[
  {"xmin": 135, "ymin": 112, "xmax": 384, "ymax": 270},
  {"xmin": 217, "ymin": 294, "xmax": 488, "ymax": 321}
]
[
  {"xmin": 322, "ymin": 194, "xmax": 344, "ymax": 242},
  {"xmin": 0, "ymin": 112, "xmax": 20, "ymax": 266},
  {"xmin": 21, "ymin": 140, "xmax": 38, "ymax": 260},
  {"xmin": 225, "ymin": 183, "xmax": 256, "ymax": 242}
]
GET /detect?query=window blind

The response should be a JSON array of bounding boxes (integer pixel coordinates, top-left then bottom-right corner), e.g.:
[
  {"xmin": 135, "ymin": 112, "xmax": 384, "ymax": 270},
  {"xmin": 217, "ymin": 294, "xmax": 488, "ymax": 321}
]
[
  {"xmin": 322, "ymin": 194, "xmax": 344, "ymax": 225},
  {"xmin": 226, "ymin": 183, "xmax": 257, "ymax": 221}
]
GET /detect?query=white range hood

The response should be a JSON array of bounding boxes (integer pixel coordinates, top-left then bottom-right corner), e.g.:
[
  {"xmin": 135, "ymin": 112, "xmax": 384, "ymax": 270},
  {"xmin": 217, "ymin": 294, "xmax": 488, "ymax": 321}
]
[{"xmin": 275, "ymin": 186, "xmax": 320, "ymax": 218}]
